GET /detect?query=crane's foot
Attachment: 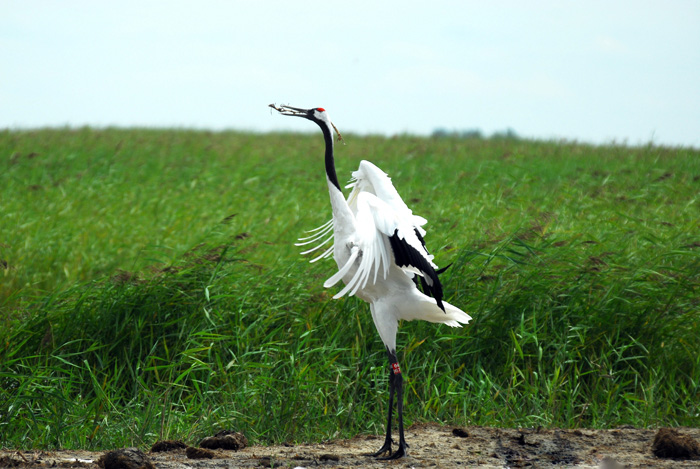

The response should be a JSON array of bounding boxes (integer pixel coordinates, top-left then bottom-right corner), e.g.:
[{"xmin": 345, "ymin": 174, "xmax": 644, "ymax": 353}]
[
  {"xmin": 376, "ymin": 441, "xmax": 408, "ymax": 460},
  {"xmin": 368, "ymin": 438, "xmax": 393, "ymax": 458}
]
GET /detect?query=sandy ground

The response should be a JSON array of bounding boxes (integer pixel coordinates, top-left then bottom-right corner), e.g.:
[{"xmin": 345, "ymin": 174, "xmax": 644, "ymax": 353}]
[{"xmin": 2, "ymin": 424, "xmax": 699, "ymax": 468}]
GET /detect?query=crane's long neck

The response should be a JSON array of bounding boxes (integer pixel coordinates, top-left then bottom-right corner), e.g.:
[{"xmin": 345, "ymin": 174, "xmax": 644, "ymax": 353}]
[
  {"xmin": 321, "ymin": 122, "xmax": 341, "ymax": 191},
  {"xmin": 319, "ymin": 121, "xmax": 354, "ymax": 233}
]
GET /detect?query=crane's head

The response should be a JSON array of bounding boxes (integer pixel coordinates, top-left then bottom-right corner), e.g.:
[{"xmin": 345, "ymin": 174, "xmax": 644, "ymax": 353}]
[{"xmin": 269, "ymin": 104, "xmax": 344, "ymax": 143}]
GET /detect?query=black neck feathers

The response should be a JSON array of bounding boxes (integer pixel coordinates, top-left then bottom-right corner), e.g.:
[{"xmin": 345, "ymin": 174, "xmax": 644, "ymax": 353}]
[{"xmin": 320, "ymin": 122, "xmax": 341, "ymax": 191}]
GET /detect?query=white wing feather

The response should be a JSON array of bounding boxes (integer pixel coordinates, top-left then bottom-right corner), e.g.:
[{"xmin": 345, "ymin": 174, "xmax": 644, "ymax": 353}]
[
  {"xmin": 347, "ymin": 160, "xmax": 428, "ymax": 236},
  {"xmin": 323, "ymin": 246, "xmax": 360, "ymax": 289},
  {"xmin": 295, "ymin": 219, "xmax": 334, "ymax": 260}
]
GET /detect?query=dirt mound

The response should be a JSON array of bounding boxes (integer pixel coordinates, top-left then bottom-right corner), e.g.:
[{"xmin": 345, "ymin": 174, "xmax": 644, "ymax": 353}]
[
  {"xmin": 97, "ymin": 448, "xmax": 154, "ymax": 469},
  {"xmin": 149, "ymin": 441, "xmax": 186, "ymax": 453},
  {"xmin": 652, "ymin": 427, "xmax": 700, "ymax": 459},
  {"xmin": 199, "ymin": 430, "xmax": 248, "ymax": 451},
  {"xmin": 184, "ymin": 447, "xmax": 215, "ymax": 460}
]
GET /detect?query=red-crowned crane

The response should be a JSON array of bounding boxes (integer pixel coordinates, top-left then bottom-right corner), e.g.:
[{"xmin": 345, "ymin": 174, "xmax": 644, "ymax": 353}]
[{"xmin": 270, "ymin": 104, "xmax": 471, "ymax": 459}]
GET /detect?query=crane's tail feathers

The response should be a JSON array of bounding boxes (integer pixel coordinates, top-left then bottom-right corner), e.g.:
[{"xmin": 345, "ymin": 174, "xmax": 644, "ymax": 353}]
[
  {"xmin": 432, "ymin": 300, "xmax": 471, "ymax": 327},
  {"xmin": 396, "ymin": 294, "xmax": 471, "ymax": 327}
]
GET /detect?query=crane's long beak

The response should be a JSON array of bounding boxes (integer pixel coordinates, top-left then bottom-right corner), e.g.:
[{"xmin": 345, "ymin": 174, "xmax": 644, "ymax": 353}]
[
  {"xmin": 268, "ymin": 104, "xmax": 309, "ymax": 117},
  {"xmin": 269, "ymin": 103, "xmax": 345, "ymax": 144}
]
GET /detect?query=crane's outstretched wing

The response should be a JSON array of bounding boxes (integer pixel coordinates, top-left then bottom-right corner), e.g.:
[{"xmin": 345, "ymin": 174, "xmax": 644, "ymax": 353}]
[
  {"xmin": 324, "ymin": 191, "xmax": 447, "ymax": 311},
  {"xmin": 346, "ymin": 160, "xmax": 428, "ymax": 236},
  {"xmin": 297, "ymin": 159, "xmax": 447, "ymax": 310},
  {"xmin": 345, "ymin": 160, "xmax": 447, "ymax": 308},
  {"xmin": 296, "ymin": 160, "xmax": 425, "ymax": 263}
]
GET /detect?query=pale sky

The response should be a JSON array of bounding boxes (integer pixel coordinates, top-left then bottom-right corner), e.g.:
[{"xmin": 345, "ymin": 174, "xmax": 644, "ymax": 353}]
[{"xmin": 2, "ymin": 1, "xmax": 699, "ymax": 147}]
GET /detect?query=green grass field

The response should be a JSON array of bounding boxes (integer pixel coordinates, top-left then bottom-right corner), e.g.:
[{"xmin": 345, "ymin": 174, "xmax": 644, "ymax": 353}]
[{"xmin": 1, "ymin": 128, "xmax": 699, "ymax": 449}]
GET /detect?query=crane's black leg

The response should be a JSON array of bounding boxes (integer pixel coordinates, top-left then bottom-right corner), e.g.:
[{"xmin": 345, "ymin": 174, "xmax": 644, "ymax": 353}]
[
  {"xmin": 369, "ymin": 351, "xmax": 395, "ymax": 457},
  {"xmin": 372, "ymin": 349, "xmax": 409, "ymax": 459}
]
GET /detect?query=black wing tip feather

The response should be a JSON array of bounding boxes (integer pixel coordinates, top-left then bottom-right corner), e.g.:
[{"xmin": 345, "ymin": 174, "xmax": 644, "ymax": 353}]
[
  {"xmin": 389, "ymin": 230, "xmax": 446, "ymax": 312},
  {"xmin": 436, "ymin": 263, "xmax": 452, "ymax": 275}
]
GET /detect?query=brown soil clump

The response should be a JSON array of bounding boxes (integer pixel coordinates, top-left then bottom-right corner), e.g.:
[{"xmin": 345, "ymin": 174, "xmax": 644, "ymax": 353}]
[
  {"xmin": 150, "ymin": 440, "xmax": 187, "ymax": 453},
  {"xmin": 652, "ymin": 427, "xmax": 700, "ymax": 459},
  {"xmin": 97, "ymin": 448, "xmax": 154, "ymax": 469},
  {"xmin": 199, "ymin": 430, "xmax": 248, "ymax": 451},
  {"xmin": 185, "ymin": 447, "xmax": 215, "ymax": 459}
]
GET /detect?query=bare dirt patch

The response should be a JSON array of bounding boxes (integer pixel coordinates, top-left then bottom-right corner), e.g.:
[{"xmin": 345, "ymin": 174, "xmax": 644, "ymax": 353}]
[{"xmin": 2, "ymin": 424, "xmax": 699, "ymax": 468}]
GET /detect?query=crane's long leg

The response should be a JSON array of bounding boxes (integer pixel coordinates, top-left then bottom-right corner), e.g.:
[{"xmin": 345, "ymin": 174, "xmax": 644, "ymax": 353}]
[
  {"xmin": 370, "ymin": 357, "xmax": 395, "ymax": 457},
  {"xmin": 371, "ymin": 349, "xmax": 408, "ymax": 459}
]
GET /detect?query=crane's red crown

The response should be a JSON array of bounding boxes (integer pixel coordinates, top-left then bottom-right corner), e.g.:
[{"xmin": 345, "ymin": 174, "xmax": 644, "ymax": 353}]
[{"xmin": 316, "ymin": 107, "xmax": 326, "ymax": 112}]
